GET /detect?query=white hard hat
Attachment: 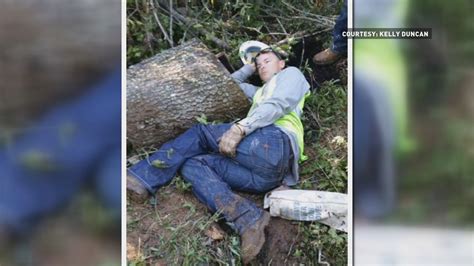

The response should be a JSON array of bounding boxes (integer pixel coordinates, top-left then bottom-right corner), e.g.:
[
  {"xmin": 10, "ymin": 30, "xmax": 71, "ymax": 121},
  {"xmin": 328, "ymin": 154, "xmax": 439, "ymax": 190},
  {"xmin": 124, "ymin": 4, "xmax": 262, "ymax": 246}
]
[{"xmin": 239, "ymin": 40, "xmax": 269, "ymax": 65}]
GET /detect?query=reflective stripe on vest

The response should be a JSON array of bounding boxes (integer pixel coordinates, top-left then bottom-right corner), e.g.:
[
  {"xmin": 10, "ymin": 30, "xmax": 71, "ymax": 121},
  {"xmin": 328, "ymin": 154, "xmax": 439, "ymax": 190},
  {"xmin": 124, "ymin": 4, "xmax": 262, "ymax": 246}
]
[{"xmin": 249, "ymin": 75, "xmax": 310, "ymax": 162}]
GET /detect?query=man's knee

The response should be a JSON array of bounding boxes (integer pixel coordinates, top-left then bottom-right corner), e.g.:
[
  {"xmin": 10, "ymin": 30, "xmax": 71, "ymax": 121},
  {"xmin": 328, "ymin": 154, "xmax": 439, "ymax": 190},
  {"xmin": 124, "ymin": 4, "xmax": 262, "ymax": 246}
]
[
  {"xmin": 180, "ymin": 156, "xmax": 207, "ymax": 181},
  {"xmin": 191, "ymin": 123, "xmax": 204, "ymax": 132},
  {"xmin": 181, "ymin": 154, "xmax": 222, "ymax": 182}
]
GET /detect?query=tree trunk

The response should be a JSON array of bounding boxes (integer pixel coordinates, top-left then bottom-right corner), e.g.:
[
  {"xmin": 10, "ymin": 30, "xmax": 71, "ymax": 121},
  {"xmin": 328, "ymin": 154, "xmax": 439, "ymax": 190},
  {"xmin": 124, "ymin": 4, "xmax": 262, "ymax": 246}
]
[
  {"xmin": 0, "ymin": 1, "xmax": 120, "ymax": 129},
  {"xmin": 127, "ymin": 39, "xmax": 251, "ymax": 150}
]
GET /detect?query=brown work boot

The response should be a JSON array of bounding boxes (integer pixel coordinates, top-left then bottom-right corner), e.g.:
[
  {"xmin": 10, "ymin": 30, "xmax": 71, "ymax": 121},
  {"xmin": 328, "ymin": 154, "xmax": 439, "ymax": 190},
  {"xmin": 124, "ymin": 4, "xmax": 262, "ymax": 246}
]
[
  {"xmin": 312, "ymin": 48, "xmax": 343, "ymax": 65},
  {"xmin": 240, "ymin": 211, "xmax": 271, "ymax": 264},
  {"xmin": 127, "ymin": 172, "xmax": 149, "ymax": 203}
]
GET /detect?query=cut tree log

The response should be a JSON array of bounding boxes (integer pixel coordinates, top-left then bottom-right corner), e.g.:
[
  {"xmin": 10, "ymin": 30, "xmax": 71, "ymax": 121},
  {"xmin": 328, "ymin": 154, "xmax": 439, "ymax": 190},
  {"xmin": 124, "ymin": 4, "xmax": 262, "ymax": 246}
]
[
  {"xmin": 127, "ymin": 39, "xmax": 251, "ymax": 150},
  {"xmin": 0, "ymin": 1, "xmax": 120, "ymax": 129}
]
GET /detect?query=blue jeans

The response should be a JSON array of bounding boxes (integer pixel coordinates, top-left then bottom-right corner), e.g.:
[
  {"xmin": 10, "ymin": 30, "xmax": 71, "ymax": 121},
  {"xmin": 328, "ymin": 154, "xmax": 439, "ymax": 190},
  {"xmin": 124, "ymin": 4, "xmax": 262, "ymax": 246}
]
[
  {"xmin": 332, "ymin": 0, "xmax": 348, "ymax": 54},
  {"xmin": 0, "ymin": 70, "xmax": 121, "ymax": 234},
  {"xmin": 129, "ymin": 124, "xmax": 291, "ymax": 233}
]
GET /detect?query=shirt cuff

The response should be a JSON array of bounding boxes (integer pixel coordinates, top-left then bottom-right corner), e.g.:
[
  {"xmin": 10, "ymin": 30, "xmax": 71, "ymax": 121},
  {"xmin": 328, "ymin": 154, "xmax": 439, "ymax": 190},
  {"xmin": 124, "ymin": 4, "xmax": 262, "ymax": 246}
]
[
  {"xmin": 240, "ymin": 64, "xmax": 256, "ymax": 77},
  {"xmin": 237, "ymin": 117, "xmax": 257, "ymax": 135}
]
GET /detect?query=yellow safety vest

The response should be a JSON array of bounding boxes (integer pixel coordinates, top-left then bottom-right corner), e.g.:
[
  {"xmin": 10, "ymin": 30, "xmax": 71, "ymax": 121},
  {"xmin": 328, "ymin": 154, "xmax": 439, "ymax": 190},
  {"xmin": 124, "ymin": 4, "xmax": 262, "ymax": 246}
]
[
  {"xmin": 354, "ymin": 0, "xmax": 414, "ymax": 154},
  {"xmin": 249, "ymin": 76, "xmax": 310, "ymax": 162}
]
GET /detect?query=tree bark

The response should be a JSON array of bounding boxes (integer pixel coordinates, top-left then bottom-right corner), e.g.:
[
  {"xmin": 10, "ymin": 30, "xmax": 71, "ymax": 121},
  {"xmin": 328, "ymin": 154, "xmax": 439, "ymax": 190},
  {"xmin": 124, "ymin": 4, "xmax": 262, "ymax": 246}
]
[
  {"xmin": 127, "ymin": 39, "xmax": 251, "ymax": 150},
  {"xmin": 0, "ymin": 1, "xmax": 120, "ymax": 129}
]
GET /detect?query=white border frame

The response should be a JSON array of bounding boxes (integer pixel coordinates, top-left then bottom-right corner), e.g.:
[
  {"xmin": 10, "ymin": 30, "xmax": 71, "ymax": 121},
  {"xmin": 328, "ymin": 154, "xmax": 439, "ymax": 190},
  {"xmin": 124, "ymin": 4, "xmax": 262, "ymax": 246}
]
[{"xmin": 348, "ymin": 0, "xmax": 354, "ymax": 265}]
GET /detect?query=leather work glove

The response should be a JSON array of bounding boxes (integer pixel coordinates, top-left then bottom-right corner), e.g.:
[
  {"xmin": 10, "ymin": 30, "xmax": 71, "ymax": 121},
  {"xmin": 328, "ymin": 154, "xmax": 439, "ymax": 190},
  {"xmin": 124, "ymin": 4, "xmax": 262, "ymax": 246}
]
[{"xmin": 219, "ymin": 124, "xmax": 245, "ymax": 157}]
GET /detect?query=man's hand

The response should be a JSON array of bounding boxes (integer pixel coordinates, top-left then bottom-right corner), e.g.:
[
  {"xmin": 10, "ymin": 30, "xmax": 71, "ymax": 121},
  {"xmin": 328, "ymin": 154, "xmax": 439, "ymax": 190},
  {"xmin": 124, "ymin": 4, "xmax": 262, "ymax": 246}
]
[
  {"xmin": 219, "ymin": 124, "xmax": 245, "ymax": 157},
  {"xmin": 247, "ymin": 62, "xmax": 257, "ymax": 73},
  {"xmin": 245, "ymin": 54, "xmax": 257, "ymax": 72}
]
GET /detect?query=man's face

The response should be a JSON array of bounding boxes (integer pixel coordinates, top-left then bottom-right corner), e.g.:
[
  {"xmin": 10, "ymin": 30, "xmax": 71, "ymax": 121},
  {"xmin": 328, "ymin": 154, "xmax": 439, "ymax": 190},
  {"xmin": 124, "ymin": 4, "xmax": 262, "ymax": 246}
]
[{"xmin": 255, "ymin": 52, "xmax": 285, "ymax": 82}]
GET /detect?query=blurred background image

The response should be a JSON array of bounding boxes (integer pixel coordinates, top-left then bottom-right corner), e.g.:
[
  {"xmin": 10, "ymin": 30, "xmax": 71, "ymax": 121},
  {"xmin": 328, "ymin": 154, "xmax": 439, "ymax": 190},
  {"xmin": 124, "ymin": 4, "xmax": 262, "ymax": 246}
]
[
  {"xmin": 0, "ymin": 0, "xmax": 121, "ymax": 265},
  {"xmin": 353, "ymin": 0, "xmax": 473, "ymax": 265}
]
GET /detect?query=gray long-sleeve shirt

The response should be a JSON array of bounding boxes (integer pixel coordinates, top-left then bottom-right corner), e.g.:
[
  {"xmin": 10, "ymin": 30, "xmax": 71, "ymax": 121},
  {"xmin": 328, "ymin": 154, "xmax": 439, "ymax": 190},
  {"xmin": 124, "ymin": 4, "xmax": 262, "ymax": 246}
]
[{"xmin": 231, "ymin": 64, "xmax": 310, "ymax": 185}]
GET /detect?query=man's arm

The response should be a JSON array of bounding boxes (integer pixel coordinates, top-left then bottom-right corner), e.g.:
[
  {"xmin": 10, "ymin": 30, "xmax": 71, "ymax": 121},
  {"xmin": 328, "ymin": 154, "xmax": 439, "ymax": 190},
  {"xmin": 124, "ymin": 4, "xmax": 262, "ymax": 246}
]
[
  {"xmin": 231, "ymin": 64, "xmax": 258, "ymax": 101},
  {"xmin": 238, "ymin": 67, "xmax": 310, "ymax": 135}
]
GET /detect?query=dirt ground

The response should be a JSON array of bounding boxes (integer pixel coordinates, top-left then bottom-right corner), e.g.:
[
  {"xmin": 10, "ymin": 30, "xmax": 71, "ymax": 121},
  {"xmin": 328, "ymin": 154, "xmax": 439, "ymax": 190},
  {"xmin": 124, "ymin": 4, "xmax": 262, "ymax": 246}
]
[
  {"xmin": 1, "ymin": 205, "xmax": 121, "ymax": 266},
  {"xmin": 257, "ymin": 217, "xmax": 302, "ymax": 265},
  {"xmin": 127, "ymin": 185, "xmax": 304, "ymax": 265},
  {"xmin": 30, "ymin": 220, "xmax": 120, "ymax": 266}
]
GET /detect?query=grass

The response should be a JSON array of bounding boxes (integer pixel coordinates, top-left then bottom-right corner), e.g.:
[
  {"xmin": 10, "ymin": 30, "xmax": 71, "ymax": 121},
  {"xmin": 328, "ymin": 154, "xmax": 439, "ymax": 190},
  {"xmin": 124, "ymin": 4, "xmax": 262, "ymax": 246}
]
[
  {"xmin": 395, "ymin": 108, "xmax": 474, "ymax": 225},
  {"xmin": 299, "ymin": 80, "xmax": 347, "ymax": 194},
  {"xmin": 293, "ymin": 80, "xmax": 348, "ymax": 264},
  {"xmin": 127, "ymin": 184, "xmax": 243, "ymax": 265}
]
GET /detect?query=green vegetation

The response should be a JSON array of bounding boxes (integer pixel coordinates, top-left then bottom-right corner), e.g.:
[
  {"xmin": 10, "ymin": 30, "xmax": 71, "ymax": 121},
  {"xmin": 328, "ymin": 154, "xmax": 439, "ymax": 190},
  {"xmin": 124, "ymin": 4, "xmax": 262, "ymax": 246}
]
[
  {"xmin": 295, "ymin": 80, "xmax": 348, "ymax": 264},
  {"xmin": 127, "ymin": 0, "xmax": 342, "ymax": 65},
  {"xmin": 395, "ymin": 0, "xmax": 474, "ymax": 225}
]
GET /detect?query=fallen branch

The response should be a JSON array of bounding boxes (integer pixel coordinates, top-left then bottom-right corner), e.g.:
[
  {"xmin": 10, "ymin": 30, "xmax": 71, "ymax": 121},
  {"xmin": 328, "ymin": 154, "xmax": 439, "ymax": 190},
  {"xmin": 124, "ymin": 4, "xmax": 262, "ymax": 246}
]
[
  {"xmin": 169, "ymin": 0, "xmax": 174, "ymax": 47},
  {"xmin": 156, "ymin": 0, "xmax": 230, "ymax": 50},
  {"xmin": 275, "ymin": 29, "xmax": 331, "ymax": 46},
  {"xmin": 276, "ymin": 17, "xmax": 288, "ymax": 34},
  {"xmin": 150, "ymin": 0, "xmax": 173, "ymax": 46},
  {"xmin": 281, "ymin": 0, "xmax": 336, "ymax": 27}
]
